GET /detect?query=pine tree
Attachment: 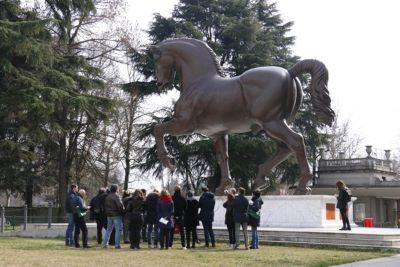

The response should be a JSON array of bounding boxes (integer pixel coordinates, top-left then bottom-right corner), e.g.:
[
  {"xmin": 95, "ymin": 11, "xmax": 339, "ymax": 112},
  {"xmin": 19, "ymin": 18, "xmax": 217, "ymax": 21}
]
[
  {"xmin": 41, "ymin": 0, "xmax": 120, "ymax": 212},
  {"xmin": 0, "ymin": 0, "xmax": 67, "ymax": 205}
]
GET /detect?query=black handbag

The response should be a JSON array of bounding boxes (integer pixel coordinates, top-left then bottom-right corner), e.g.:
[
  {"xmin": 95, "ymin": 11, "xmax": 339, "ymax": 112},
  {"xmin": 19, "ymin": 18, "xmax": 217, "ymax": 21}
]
[{"xmin": 247, "ymin": 208, "xmax": 260, "ymax": 220}]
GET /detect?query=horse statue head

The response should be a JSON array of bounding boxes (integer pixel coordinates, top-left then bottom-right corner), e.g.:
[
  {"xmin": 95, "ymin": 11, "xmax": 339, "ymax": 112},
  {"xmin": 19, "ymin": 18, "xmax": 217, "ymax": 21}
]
[{"xmin": 150, "ymin": 45, "xmax": 176, "ymax": 90}]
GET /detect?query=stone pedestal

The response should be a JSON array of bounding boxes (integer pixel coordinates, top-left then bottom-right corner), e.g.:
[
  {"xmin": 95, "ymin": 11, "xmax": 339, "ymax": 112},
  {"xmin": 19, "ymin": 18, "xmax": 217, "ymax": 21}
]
[{"xmin": 212, "ymin": 195, "xmax": 355, "ymax": 228}]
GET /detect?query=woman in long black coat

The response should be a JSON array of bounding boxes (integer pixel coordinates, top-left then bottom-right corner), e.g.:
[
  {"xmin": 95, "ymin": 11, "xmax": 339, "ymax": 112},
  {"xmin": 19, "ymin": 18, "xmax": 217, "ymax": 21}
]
[
  {"xmin": 336, "ymin": 180, "xmax": 351, "ymax": 230},
  {"xmin": 126, "ymin": 189, "xmax": 145, "ymax": 249},
  {"xmin": 223, "ymin": 192, "xmax": 235, "ymax": 247},
  {"xmin": 184, "ymin": 191, "xmax": 199, "ymax": 249}
]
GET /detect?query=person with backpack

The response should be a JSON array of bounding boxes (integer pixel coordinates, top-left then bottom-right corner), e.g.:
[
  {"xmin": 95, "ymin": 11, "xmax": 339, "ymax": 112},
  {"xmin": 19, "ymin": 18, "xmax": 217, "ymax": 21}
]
[{"xmin": 336, "ymin": 180, "xmax": 352, "ymax": 231}]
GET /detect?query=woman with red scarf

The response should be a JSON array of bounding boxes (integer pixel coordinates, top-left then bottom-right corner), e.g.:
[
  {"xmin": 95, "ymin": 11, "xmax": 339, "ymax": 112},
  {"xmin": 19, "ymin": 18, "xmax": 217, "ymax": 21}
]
[{"xmin": 157, "ymin": 190, "xmax": 174, "ymax": 249}]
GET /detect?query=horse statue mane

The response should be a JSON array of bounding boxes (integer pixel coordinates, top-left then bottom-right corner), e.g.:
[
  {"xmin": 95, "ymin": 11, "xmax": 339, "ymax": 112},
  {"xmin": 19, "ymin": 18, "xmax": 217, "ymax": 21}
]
[{"xmin": 151, "ymin": 38, "xmax": 335, "ymax": 195}]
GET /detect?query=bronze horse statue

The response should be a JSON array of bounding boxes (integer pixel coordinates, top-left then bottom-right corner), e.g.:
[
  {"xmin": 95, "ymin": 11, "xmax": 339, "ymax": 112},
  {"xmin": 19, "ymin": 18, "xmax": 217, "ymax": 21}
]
[{"xmin": 150, "ymin": 38, "xmax": 334, "ymax": 195}]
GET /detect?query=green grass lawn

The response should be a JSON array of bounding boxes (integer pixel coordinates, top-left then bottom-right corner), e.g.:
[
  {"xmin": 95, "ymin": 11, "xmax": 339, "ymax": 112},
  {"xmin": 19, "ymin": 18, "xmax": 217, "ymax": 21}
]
[{"xmin": 0, "ymin": 237, "xmax": 396, "ymax": 267}]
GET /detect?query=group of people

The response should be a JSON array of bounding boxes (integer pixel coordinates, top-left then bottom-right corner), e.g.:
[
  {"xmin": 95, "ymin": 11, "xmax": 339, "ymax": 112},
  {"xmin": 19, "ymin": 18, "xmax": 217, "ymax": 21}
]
[
  {"xmin": 64, "ymin": 179, "xmax": 352, "ymax": 250},
  {"xmin": 65, "ymin": 184, "xmax": 217, "ymax": 249},
  {"xmin": 223, "ymin": 187, "xmax": 264, "ymax": 249}
]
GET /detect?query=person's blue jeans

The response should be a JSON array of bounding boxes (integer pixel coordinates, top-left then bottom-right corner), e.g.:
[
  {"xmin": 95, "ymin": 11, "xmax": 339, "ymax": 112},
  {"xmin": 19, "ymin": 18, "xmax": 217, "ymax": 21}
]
[
  {"xmin": 65, "ymin": 213, "xmax": 75, "ymax": 245},
  {"xmin": 102, "ymin": 216, "xmax": 122, "ymax": 247},
  {"xmin": 202, "ymin": 220, "xmax": 215, "ymax": 246},
  {"xmin": 251, "ymin": 226, "xmax": 258, "ymax": 248},
  {"xmin": 147, "ymin": 223, "xmax": 159, "ymax": 246}
]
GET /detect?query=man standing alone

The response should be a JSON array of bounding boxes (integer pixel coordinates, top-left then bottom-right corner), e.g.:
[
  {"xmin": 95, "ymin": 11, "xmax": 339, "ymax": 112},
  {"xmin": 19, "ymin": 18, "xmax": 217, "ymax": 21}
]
[
  {"xmin": 102, "ymin": 184, "xmax": 124, "ymax": 249},
  {"xmin": 65, "ymin": 184, "xmax": 78, "ymax": 246}
]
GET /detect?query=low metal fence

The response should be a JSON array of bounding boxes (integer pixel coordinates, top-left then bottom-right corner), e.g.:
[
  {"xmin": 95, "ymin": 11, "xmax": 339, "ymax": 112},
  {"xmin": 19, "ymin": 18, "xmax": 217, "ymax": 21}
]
[{"xmin": 0, "ymin": 204, "xmax": 72, "ymax": 233}]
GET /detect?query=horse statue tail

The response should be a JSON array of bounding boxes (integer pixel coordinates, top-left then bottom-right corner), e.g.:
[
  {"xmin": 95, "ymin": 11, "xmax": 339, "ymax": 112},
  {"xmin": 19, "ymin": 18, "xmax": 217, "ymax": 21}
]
[{"xmin": 289, "ymin": 59, "xmax": 335, "ymax": 126}]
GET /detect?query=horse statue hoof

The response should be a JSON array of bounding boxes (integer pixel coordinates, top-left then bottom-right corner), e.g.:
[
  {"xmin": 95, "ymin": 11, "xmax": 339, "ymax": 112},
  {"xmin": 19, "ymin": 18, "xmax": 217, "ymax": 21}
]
[
  {"xmin": 158, "ymin": 153, "xmax": 176, "ymax": 171},
  {"xmin": 253, "ymin": 177, "xmax": 270, "ymax": 193},
  {"xmin": 255, "ymin": 183, "xmax": 269, "ymax": 192},
  {"xmin": 215, "ymin": 179, "xmax": 233, "ymax": 196},
  {"xmin": 293, "ymin": 186, "xmax": 312, "ymax": 195}
]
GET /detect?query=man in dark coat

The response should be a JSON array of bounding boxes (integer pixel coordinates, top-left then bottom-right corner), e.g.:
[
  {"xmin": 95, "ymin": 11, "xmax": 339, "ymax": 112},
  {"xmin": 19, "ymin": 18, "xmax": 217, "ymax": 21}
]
[
  {"xmin": 65, "ymin": 184, "xmax": 78, "ymax": 246},
  {"xmin": 184, "ymin": 190, "xmax": 199, "ymax": 249},
  {"xmin": 232, "ymin": 187, "xmax": 249, "ymax": 250},
  {"xmin": 89, "ymin": 187, "xmax": 107, "ymax": 244},
  {"xmin": 73, "ymin": 189, "xmax": 90, "ymax": 248},
  {"xmin": 101, "ymin": 184, "xmax": 124, "ymax": 249},
  {"xmin": 169, "ymin": 186, "xmax": 187, "ymax": 249},
  {"xmin": 199, "ymin": 186, "xmax": 215, "ymax": 247}
]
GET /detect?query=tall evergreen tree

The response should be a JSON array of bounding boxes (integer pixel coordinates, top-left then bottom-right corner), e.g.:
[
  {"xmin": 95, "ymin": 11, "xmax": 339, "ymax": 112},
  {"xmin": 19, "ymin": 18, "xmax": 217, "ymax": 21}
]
[
  {"xmin": 0, "ymin": 0, "xmax": 67, "ymax": 206},
  {"xmin": 41, "ymin": 0, "xmax": 123, "ymax": 212}
]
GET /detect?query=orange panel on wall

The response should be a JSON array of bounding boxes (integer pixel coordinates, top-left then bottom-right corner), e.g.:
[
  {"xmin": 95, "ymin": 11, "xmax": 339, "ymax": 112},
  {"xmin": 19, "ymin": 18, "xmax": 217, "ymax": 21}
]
[{"xmin": 326, "ymin": 203, "xmax": 336, "ymax": 220}]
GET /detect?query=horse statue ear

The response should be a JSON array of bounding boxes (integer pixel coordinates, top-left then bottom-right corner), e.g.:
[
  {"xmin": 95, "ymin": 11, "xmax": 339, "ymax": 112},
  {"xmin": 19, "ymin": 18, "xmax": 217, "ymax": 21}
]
[{"xmin": 149, "ymin": 45, "xmax": 161, "ymax": 60}]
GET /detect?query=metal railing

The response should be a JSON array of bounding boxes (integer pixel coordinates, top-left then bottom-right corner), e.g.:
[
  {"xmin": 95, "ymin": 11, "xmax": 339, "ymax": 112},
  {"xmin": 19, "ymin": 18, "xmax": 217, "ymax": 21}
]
[
  {"xmin": 319, "ymin": 158, "xmax": 394, "ymax": 172},
  {"xmin": 0, "ymin": 204, "xmax": 58, "ymax": 233}
]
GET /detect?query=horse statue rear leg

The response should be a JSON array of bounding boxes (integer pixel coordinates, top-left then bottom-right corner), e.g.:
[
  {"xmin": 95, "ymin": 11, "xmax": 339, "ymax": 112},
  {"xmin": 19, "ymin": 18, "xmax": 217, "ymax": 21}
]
[
  {"xmin": 212, "ymin": 134, "xmax": 234, "ymax": 196},
  {"xmin": 254, "ymin": 142, "xmax": 292, "ymax": 190},
  {"xmin": 261, "ymin": 120, "xmax": 312, "ymax": 195}
]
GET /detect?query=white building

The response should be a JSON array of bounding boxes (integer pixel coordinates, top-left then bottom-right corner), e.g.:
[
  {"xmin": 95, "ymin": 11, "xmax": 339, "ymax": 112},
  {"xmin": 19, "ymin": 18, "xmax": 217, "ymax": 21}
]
[{"xmin": 312, "ymin": 146, "xmax": 399, "ymax": 228}]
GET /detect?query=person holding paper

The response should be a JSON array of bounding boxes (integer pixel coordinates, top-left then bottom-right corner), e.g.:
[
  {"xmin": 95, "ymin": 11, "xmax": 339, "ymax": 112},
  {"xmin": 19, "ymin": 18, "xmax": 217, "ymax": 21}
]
[{"xmin": 157, "ymin": 190, "xmax": 174, "ymax": 249}]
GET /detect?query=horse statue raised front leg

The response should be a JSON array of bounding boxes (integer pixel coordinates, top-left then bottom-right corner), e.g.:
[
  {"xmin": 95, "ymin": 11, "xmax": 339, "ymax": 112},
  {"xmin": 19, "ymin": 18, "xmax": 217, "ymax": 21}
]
[{"xmin": 150, "ymin": 38, "xmax": 334, "ymax": 195}]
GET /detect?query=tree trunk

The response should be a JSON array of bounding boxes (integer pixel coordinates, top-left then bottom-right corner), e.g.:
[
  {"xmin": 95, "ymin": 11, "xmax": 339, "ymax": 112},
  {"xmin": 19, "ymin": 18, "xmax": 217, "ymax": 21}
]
[
  {"xmin": 25, "ymin": 176, "xmax": 33, "ymax": 208},
  {"xmin": 124, "ymin": 148, "xmax": 130, "ymax": 190},
  {"xmin": 25, "ymin": 146, "xmax": 35, "ymax": 207},
  {"xmin": 5, "ymin": 190, "xmax": 11, "ymax": 207},
  {"xmin": 58, "ymin": 133, "xmax": 68, "ymax": 215},
  {"xmin": 104, "ymin": 153, "xmax": 110, "ymax": 187}
]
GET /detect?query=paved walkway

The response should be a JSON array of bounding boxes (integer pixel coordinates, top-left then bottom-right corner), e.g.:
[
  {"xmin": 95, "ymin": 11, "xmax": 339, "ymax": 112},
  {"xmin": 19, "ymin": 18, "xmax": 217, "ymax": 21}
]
[{"xmin": 330, "ymin": 254, "xmax": 400, "ymax": 267}]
